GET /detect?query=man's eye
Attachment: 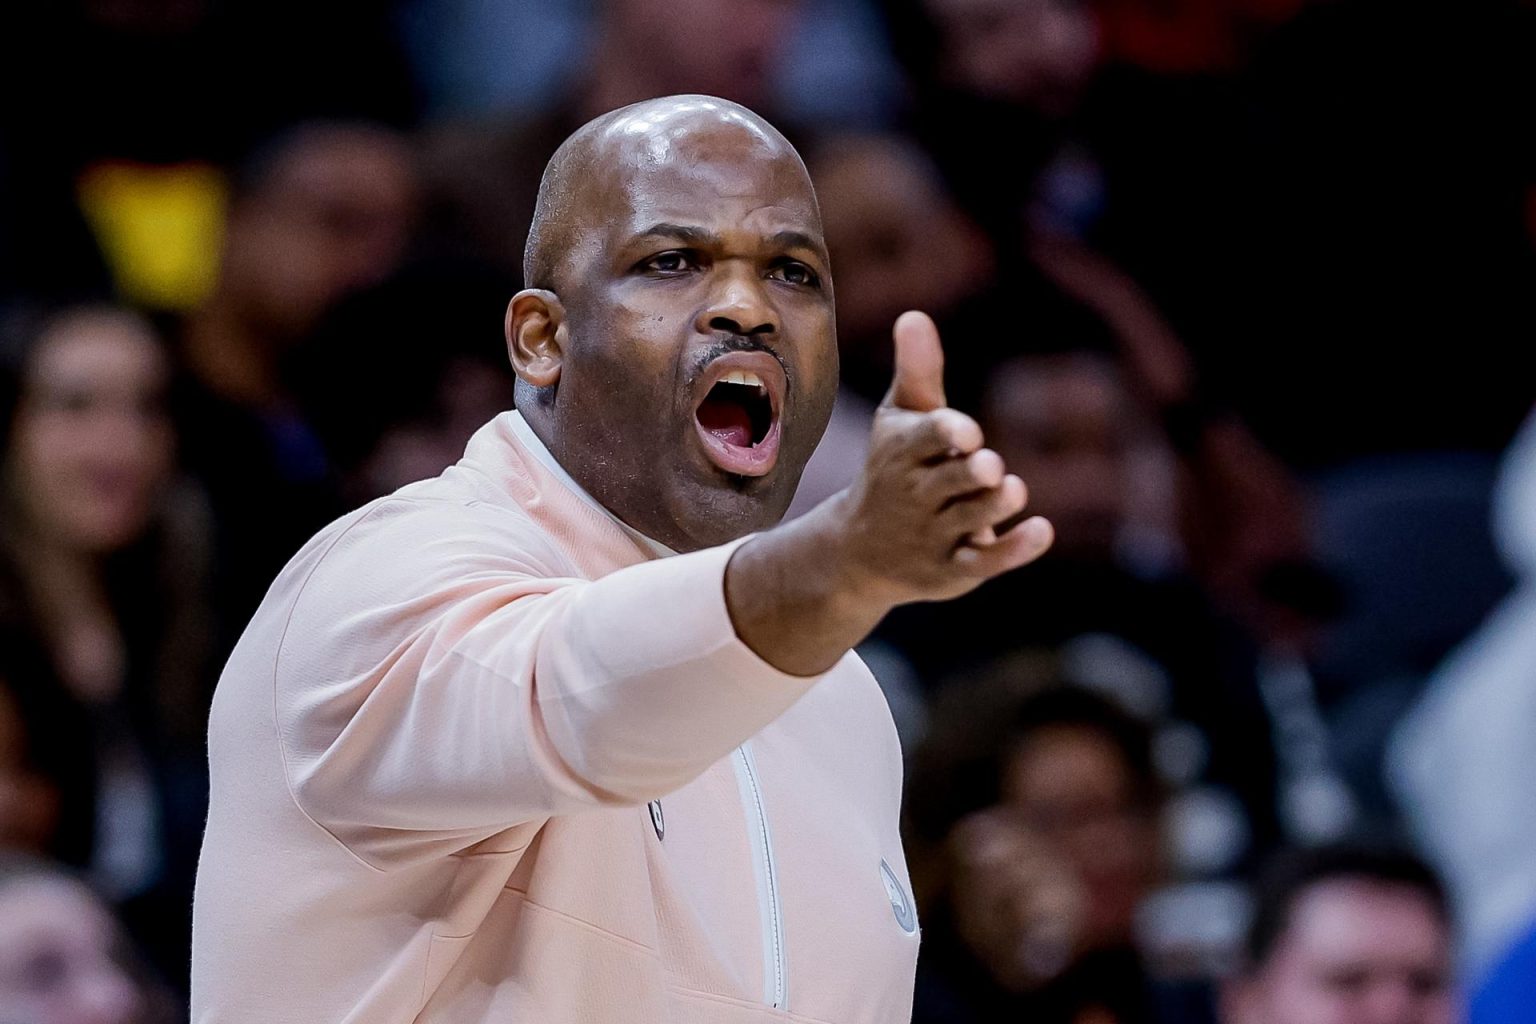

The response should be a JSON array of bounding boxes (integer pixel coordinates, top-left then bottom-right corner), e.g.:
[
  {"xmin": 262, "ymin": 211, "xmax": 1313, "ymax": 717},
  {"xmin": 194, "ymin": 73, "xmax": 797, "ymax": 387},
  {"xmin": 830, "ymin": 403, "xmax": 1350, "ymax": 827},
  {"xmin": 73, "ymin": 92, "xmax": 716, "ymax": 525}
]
[
  {"xmin": 771, "ymin": 261, "xmax": 819, "ymax": 288},
  {"xmin": 642, "ymin": 251, "xmax": 697, "ymax": 273}
]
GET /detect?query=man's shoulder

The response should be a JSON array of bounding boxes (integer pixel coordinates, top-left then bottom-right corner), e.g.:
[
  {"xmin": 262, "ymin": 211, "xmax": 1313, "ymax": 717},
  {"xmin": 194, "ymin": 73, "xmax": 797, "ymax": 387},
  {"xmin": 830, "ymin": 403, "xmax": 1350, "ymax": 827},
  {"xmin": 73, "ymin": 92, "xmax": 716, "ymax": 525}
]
[
  {"xmin": 235, "ymin": 488, "xmax": 576, "ymax": 686},
  {"xmin": 257, "ymin": 480, "xmax": 571, "ymax": 623},
  {"xmin": 318, "ymin": 487, "xmax": 572, "ymax": 583}
]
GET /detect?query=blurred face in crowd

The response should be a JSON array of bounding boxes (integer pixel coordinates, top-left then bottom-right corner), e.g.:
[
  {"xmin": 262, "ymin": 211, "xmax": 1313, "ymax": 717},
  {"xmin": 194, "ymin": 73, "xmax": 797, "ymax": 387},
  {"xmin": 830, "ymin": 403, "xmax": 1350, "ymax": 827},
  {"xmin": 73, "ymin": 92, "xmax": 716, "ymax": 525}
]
[
  {"xmin": 983, "ymin": 355, "xmax": 1131, "ymax": 559},
  {"xmin": 947, "ymin": 805, "xmax": 1086, "ymax": 992},
  {"xmin": 1002, "ymin": 723, "xmax": 1161, "ymax": 951},
  {"xmin": 811, "ymin": 136, "xmax": 994, "ymax": 373},
  {"xmin": 947, "ymin": 721, "xmax": 1161, "ymax": 992},
  {"xmin": 5, "ymin": 311, "xmax": 173, "ymax": 554},
  {"xmin": 511, "ymin": 98, "xmax": 838, "ymax": 551},
  {"xmin": 222, "ymin": 124, "xmax": 418, "ymax": 342},
  {"xmin": 603, "ymin": 0, "xmax": 805, "ymax": 110},
  {"xmin": 926, "ymin": 0, "xmax": 1099, "ymax": 116},
  {"xmin": 1225, "ymin": 880, "xmax": 1455, "ymax": 1024},
  {"xmin": 0, "ymin": 875, "xmax": 145, "ymax": 1024}
]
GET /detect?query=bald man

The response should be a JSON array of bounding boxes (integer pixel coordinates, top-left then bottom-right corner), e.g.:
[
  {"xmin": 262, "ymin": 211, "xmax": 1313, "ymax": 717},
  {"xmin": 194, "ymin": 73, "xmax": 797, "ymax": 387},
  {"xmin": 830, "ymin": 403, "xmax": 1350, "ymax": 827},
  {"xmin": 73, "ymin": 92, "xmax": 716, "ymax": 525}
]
[{"xmin": 190, "ymin": 96, "xmax": 1053, "ymax": 1023}]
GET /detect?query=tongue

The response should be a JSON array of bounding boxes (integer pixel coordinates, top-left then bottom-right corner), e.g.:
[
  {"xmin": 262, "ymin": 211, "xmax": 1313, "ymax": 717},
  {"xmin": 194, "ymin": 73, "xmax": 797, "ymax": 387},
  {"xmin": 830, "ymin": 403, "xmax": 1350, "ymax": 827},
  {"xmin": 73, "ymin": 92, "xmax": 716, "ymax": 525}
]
[{"xmin": 697, "ymin": 395, "xmax": 754, "ymax": 448}]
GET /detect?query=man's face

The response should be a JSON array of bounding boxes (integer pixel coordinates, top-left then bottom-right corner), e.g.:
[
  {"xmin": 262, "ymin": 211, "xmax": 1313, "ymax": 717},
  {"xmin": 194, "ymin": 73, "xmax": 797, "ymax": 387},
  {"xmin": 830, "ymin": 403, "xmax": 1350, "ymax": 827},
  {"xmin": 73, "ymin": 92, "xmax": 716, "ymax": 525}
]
[
  {"xmin": 545, "ymin": 111, "xmax": 839, "ymax": 550},
  {"xmin": 1229, "ymin": 881, "xmax": 1456, "ymax": 1024}
]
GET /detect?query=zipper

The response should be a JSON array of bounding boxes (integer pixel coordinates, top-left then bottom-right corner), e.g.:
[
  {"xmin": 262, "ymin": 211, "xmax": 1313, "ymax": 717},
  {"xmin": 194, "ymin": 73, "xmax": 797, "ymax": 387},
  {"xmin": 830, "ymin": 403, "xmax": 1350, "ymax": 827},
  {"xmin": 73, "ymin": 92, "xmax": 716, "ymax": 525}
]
[{"xmin": 732, "ymin": 742, "xmax": 787, "ymax": 1009}]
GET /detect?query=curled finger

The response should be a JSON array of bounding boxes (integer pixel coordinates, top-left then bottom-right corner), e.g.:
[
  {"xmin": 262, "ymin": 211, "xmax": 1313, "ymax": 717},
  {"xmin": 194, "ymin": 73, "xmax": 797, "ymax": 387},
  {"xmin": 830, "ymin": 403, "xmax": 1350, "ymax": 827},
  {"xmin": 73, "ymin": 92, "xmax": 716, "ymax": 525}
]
[
  {"xmin": 940, "ymin": 474, "xmax": 1028, "ymax": 544},
  {"xmin": 952, "ymin": 514, "xmax": 1054, "ymax": 577}
]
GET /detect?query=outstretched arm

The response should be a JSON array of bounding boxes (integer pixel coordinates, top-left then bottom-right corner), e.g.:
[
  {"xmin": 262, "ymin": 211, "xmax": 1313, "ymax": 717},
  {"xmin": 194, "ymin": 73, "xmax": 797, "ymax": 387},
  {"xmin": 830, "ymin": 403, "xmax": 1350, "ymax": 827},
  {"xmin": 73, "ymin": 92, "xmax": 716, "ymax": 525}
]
[{"xmin": 272, "ymin": 311, "xmax": 1052, "ymax": 864}]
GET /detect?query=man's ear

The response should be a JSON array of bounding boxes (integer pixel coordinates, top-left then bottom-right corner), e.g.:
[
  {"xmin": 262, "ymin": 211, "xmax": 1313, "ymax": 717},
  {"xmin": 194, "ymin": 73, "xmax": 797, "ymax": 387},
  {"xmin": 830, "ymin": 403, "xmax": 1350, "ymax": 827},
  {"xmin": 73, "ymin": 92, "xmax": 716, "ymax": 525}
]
[{"xmin": 506, "ymin": 289, "xmax": 566, "ymax": 388}]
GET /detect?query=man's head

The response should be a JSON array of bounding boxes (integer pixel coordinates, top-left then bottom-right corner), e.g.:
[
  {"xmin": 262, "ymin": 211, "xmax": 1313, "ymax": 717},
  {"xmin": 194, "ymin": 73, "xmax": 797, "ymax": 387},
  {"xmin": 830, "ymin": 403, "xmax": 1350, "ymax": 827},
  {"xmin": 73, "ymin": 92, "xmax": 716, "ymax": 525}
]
[
  {"xmin": 507, "ymin": 96, "xmax": 839, "ymax": 551},
  {"xmin": 1224, "ymin": 844, "xmax": 1456, "ymax": 1024}
]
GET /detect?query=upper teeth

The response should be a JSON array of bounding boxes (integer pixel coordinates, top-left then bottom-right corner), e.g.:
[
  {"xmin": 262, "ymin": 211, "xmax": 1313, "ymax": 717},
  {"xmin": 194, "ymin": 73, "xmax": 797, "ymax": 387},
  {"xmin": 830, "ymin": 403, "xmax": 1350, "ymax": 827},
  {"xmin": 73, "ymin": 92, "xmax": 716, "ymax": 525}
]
[{"xmin": 720, "ymin": 371, "xmax": 766, "ymax": 392}]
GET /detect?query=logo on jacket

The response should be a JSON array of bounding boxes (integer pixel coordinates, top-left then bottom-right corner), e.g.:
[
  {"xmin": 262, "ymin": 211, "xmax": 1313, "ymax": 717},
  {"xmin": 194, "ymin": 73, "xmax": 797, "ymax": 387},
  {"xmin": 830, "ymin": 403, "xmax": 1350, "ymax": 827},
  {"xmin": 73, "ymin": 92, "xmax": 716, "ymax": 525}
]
[
  {"xmin": 880, "ymin": 858, "xmax": 917, "ymax": 934},
  {"xmin": 648, "ymin": 800, "xmax": 665, "ymax": 841}
]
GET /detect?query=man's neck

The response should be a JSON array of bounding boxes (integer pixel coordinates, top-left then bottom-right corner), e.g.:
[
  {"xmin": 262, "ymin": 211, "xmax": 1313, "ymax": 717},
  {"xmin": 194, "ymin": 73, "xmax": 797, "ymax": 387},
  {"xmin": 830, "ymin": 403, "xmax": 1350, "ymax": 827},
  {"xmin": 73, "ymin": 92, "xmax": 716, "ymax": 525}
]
[{"xmin": 510, "ymin": 410, "xmax": 675, "ymax": 558}]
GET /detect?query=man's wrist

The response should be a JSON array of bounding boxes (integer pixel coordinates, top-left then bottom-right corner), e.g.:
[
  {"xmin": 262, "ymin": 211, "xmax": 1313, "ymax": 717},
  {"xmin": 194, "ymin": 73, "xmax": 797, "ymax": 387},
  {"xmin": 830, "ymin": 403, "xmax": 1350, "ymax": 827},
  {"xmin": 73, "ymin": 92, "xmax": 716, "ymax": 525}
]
[
  {"xmin": 723, "ymin": 494, "xmax": 896, "ymax": 676},
  {"xmin": 798, "ymin": 491, "xmax": 904, "ymax": 620}
]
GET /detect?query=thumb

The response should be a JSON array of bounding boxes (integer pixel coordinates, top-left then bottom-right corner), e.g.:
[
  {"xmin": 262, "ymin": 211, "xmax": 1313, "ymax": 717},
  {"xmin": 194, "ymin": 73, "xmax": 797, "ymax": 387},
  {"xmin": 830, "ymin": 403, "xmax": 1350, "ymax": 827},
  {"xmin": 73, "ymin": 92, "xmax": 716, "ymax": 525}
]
[{"xmin": 880, "ymin": 310, "xmax": 947, "ymax": 412}]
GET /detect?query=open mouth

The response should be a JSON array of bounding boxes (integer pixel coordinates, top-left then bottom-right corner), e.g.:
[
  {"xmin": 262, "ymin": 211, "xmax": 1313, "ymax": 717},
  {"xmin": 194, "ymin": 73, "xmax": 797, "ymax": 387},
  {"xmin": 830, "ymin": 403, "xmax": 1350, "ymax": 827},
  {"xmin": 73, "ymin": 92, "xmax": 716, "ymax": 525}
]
[{"xmin": 692, "ymin": 351, "xmax": 784, "ymax": 477}]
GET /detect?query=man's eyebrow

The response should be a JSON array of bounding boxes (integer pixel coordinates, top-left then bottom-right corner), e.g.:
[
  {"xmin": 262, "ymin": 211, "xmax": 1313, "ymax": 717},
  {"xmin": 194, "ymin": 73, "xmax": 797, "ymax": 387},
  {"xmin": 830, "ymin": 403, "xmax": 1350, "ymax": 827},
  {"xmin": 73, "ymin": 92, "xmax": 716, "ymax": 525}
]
[
  {"xmin": 768, "ymin": 229, "xmax": 829, "ymax": 263},
  {"xmin": 633, "ymin": 223, "xmax": 720, "ymax": 248}
]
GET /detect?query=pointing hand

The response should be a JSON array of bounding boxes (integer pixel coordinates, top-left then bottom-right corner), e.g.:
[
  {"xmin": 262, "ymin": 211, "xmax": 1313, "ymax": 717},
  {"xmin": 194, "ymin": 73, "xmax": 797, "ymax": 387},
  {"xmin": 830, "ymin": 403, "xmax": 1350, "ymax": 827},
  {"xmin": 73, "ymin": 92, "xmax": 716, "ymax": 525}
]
[{"xmin": 837, "ymin": 310, "xmax": 1054, "ymax": 606}]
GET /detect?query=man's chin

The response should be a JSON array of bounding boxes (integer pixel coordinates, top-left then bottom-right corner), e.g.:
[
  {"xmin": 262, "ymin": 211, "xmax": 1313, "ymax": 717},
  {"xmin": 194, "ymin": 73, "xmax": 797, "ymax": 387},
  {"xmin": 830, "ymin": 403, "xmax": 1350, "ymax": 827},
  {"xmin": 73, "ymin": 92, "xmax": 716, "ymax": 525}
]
[{"xmin": 652, "ymin": 470, "xmax": 797, "ymax": 551}]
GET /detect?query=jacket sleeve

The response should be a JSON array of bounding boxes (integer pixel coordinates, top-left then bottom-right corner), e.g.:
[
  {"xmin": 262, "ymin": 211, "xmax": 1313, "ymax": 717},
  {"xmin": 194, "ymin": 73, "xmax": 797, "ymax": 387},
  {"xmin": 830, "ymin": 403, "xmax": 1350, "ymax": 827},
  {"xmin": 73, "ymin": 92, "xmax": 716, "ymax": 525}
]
[{"xmin": 270, "ymin": 498, "xmax": 825, "ymax": 866}]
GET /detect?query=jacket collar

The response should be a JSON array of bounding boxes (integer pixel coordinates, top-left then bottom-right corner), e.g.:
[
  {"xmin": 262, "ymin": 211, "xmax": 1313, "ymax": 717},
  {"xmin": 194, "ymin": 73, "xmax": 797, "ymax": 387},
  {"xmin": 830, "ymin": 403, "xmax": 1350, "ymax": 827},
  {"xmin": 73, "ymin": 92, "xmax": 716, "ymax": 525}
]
[{"xmin": 505, "ymin": 411, "xmax": 675, "ymax": 560}]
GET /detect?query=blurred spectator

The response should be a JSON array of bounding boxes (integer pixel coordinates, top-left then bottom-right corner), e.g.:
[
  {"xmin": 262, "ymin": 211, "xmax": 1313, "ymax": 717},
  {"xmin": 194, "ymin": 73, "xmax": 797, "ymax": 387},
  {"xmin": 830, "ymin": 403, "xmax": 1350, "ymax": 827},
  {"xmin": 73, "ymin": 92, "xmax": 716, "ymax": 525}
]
[
  {"xmin": 1023, "ymin": 236, "xmax": 1317, "ymax": 634},
  {"xmin": 1221, "ymin": 843, "xmax": 1456, "ymax": 1024},
  {"xmin": 908, "ymin": 678, "xmax": 1218, "ymax": 1024},
  {"xmin": 802, "ymin": 134, "xmax": 1001, "ymax": 399},
  {"xmin": 921, "ymin": 0, "xmax": 1100, "ymax": 117},
  {"xmin": 980, "ymin": 352, "xmax": 1175, "ymax": 569},
  {"xmin": 174, "ymin": 120, "xmax": 419, "ymax": 632},
  {"xmin": 0, "ymin": 852, "xmax": 178, "ymax": 1024},
  {"xmin": 802, "ymin": 123, "xmax": 1315, "ymax": 650},
  {"xmin": 290, "ymin": 265, "xmax": 517, "ymax": 504},
  {"xmin": 889, "ymin": 0, "xmax": 1102, "ymax": 242},
  {"xmin": 1095, "ymin": 0, "xmax": 1307, "ymax": 75},
  {"xmin": 420, "ymin": 0, "xmax": 817, "ymax": 283},
  {"xmin": 0, "ymin": 1, "xmax": 417, "ymax": 313},
  {"xmin": 399, "ymin": 0, "xmax": 903, "ymax": 127},
  {"xmin": 789, "ymin": 132, "xmax": 1146, "ymax": 509},
  {"xmin": 0, "ymin": 304, "xmax": 214, "ymax": 989},
  {"xmin": 1390, "ymin": 404, "xmax": 1536, "ymax": 1023},
  {"xmin": 787, "ymin": 132, "xmax": 1004, "ymax": 518},
  {"xmin": 881, "ymin": 352, "xmax": 1283, "ymax": 866},
  {"xmin": 565, "ymin": 0, "xmax": 808, "ymax": 119},
  {"xmin": 1307, "ymin": 450, "xmax": 1513, "ymax": 824}
]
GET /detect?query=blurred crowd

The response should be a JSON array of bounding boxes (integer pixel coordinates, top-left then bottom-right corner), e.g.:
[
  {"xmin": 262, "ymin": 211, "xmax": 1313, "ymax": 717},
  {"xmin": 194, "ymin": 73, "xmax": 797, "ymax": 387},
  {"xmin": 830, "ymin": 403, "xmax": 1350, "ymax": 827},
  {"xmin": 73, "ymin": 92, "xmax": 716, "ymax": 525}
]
[{"xmin": 0, "ymin": 0, "xmax": 1533, "ymax": 1021}]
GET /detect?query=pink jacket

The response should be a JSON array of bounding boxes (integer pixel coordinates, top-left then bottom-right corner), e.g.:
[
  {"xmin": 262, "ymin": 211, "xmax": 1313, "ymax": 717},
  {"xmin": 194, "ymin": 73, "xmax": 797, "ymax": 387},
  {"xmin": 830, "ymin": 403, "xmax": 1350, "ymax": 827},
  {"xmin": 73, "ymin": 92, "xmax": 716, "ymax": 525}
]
[{"xmin": 191, "ymin": 412, "xmax": 919, "ymax": 1023}]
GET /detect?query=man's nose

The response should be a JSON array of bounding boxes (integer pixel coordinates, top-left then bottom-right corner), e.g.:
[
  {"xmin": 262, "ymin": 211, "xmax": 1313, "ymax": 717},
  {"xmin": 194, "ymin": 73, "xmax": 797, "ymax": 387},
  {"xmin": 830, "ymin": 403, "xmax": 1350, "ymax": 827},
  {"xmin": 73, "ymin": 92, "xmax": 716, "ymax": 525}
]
[{"xmin": 698, "ymin": 264, "xmax": 776, "ymax": 337}]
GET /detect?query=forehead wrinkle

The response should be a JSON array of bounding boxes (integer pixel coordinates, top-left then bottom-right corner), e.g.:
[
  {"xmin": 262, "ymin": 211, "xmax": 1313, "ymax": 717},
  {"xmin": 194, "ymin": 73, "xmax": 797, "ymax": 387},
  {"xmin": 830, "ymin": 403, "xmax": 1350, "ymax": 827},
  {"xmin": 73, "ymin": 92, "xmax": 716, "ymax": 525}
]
[{"xmin": 620, "ymin": 148, "xmax": 822, "ymax": 228}]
